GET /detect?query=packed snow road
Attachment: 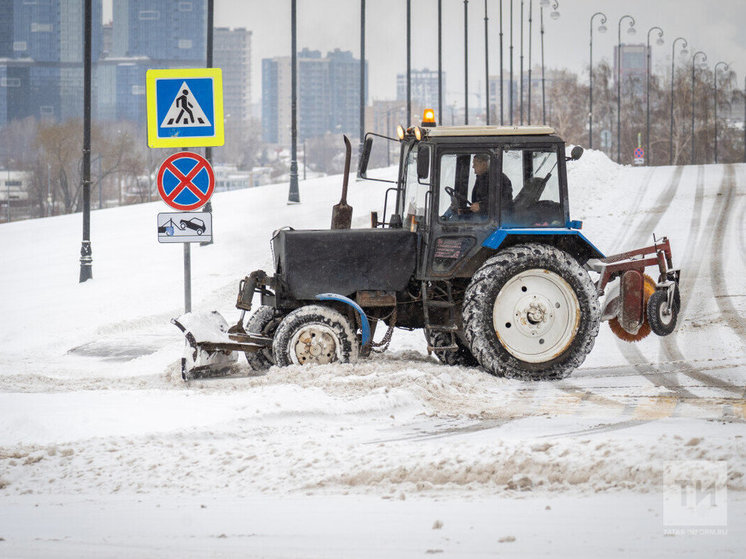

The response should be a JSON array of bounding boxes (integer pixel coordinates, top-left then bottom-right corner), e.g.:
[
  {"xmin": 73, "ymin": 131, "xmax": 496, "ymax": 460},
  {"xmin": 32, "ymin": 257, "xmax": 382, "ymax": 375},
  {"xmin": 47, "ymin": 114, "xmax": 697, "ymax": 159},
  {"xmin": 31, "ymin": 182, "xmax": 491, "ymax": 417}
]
[{"xmin": 0, "ymin": 155, "xmax": 744, "ymax": 557}]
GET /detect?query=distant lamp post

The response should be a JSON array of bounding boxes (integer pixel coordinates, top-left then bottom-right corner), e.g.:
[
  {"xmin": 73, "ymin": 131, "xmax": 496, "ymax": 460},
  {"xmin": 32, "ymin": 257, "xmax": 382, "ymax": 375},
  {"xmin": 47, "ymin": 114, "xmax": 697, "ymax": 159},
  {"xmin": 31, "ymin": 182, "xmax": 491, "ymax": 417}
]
[
  {"xmin": 499, "ymin": 0, "xmax": 504, "ymax": 124},
  {"xmin": 669, "ymin": 37, "xmax": 688, "ymax": 165},
  {"xmin": 691, "ymin": 50, "xmax": 707, "ymax": 165},
  {"xmin": 539, "ymin": 0, "xmax": 559, "ymax": 125},
  {"xmin": 484, "ymin": 0, "xmax": 490, "ymax": 125},
  {"xmin": 588, "ymin": 11, "xmax": 607, "ymax": 148},
  {"xmin": 79, "ymin": 0, "xmax": 93, "ymax": 282},
  {"xmin": 464, "ymin": 0, "xmax": 469, "ymax": 125},
  {"xmin": 288, "ymin": 0, "xmax": 300, "ymax": 203},
  {"xmin": 646, "ymin": 26, "xmax": 664, "ymax": 166},
  {"xmin": 713, "ymin": 61, "xmax": 729, "ymax": 164},
  {"xmin": 527, "ymin": 0, "xmax": 532, "ymax": 125},
  {"xmin": 616, "ymin": 14, "xmax": 636, "ymax": 163}
]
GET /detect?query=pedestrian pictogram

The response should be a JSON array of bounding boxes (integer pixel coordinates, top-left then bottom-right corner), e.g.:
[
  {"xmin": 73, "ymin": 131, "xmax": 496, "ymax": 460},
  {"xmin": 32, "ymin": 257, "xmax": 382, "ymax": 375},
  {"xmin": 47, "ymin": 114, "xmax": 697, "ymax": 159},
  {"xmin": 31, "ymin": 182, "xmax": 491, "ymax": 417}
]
[
  {"xmin": 157, "ymin": 152, "xmax": 215, "ymax": 211},
  {"xmin": 146, "ymin": 68, "xmax": 224, "ymax": 148},
  {"xmin": 161, "ymin": 82, "xmax": 211, "ymax": 127}
]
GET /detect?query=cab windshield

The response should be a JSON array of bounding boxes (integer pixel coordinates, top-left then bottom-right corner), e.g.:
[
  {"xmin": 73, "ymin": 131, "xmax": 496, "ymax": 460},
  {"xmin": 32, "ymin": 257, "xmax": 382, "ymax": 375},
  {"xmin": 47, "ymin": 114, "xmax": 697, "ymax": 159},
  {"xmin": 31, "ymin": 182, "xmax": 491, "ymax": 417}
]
[{"xmin": 399, "ymin": 144, "xmax": 429, "ymax": 228}]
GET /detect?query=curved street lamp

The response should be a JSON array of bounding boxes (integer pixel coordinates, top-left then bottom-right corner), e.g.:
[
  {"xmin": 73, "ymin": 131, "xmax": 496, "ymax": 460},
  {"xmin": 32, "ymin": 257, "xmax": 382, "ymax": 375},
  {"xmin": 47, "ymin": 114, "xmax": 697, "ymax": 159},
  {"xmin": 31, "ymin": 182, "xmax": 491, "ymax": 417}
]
[
  {"xmin": 617, "ymin": 15, "xmax": 635, "ymax": 163},
  {"xmin": 691, "ymin": 50, "xmax": 707, "ymax": 165},
  {"xmin": 669, "ymin": 37, "xmax": 688, "ymax": 165},
  {"xmin": 540, "ymin": 0, "xmax": 559, "ymax": 125},
  {"xmin": 646, "ymin": 26, "xmax": 663, "ymax": 166},
  {"xmin": 588, "ymin": 11, "xmax": 607, "ymax": 148},
  {"xmin": 713, "ymin": 61, "xmax": 729, "ymax": 163}
]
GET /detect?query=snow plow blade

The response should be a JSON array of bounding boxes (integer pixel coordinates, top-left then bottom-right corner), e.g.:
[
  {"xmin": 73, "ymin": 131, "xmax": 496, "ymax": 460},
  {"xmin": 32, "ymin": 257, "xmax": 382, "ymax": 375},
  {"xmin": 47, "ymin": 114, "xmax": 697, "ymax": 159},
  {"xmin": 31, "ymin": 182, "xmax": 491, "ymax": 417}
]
[{"xmin": 171, "ymin": 311, "xmax": 272, "ymax": 380}]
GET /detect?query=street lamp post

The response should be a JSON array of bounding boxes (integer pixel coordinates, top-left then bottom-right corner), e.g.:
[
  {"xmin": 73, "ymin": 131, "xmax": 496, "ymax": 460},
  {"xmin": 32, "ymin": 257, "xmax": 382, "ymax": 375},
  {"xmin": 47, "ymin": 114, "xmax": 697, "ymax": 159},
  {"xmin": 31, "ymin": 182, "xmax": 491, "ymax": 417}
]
[
  {"xmin": 499, "ymin": 0, "xmax": 504, "ymax": 124},
  {"xmin": 588, "ymin": 11, "xmax": 607, "ymax": 148},
  {"xmin": 407, "ymin": 0, "xmax": 411, "ymax": 125},
  {"xmin": 713, "ymin": 61, "xmax": 728, "ymax": 164},
  {"xmin": 288, "ymin": 0, "xmax": 300, "ymax": 203},
  {"xmin": 360, "ymin": 0, "xmax": 365, "ymax": 152},
  {"xmin": 484, "ymin": 0, "xmax": 490, "ymax": 125},
  {"xmin": 464, "ymin": 0, "xmax": 469, "ymax": 125},
  {"xmin": 669, "ymin": 37, "xmax": 688, "ymax": 165},
  {"xmin": 79, "ymin": 0, "xmax": 93, "ymax": 282},
  {"xmin": 510, "ymin": 0, "xmax": 514, "ymax": 124},
  {"xmin": 617, "ymin": 15, "xmax": 636, "ymax": 163},
  {"xmin": 539, "ymin": 0, "xmax": 559, "ymax": 126},
  {"xmin": 691, "ymin": 51, "xmax": 707, "ymax": 165},
  {"xmin": 438, "ymin": 0, "xmax": 443, "ymax": 123},
  {"xmin": 646, "ymin": 26, "xmax": 664, "ymax": 166},
  {"xmin": 519, "ymin": 0, "xmax": 524, "ymax": 124},
  {"xmin": 528, "ymin": 0, "xmax": 534, "ymax": 126}
]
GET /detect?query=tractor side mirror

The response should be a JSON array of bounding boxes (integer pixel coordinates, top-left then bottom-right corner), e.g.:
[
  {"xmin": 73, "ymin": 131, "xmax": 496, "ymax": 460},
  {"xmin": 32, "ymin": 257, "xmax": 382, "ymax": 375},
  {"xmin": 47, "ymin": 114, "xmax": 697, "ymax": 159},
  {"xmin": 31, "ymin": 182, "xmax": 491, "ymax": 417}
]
[
  {"xmin": 357, "ymin": 136, "xmax": 374, "ymax": 178},
  {"xmin": 570, "ymin": 146, "xmax": 584, "ymax": 161},
  {"xmin": 416, "ymin": 145, "xmax": 430, "ymax": 181}
]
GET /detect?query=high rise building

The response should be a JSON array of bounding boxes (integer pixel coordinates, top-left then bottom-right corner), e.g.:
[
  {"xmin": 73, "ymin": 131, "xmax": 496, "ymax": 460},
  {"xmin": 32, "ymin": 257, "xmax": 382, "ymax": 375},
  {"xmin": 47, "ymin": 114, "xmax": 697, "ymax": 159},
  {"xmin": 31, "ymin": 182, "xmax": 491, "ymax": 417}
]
[
  {"xmin": 99, "ymin": 0, "xmax": 206, "ymax": 126},
  {"xmin": 0, "ymin": 0, "xmax": 103, "ymax": 125},
  {"xmin": 214, "ymin": 27, "xmax": 251, "ymax": 123},
  {"xmin": 112, "ymin": 0, "xmax": 205, "ymax": 63},
  {"xmin": 262, "ymin": 48, "xmax": 367, "ymax": 145},
  {"xmin": 396, "ymin": 68, "xmax": 443, "ymax": 116}
]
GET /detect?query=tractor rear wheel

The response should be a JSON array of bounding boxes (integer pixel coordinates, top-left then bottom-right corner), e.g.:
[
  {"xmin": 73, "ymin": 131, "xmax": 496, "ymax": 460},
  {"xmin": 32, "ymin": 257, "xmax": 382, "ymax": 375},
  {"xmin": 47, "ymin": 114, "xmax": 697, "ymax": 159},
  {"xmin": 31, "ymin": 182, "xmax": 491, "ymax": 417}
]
[
  {"xmin": 462, "ymin": 243, "xmax": 600, "ymax": 380},
  {"xmin": 244, "ymin": 306, "xmax": 283, "ymax": 371},
  {"xmin": 272, "ymin": 305, "xmax": 359, "ymax": 367}
]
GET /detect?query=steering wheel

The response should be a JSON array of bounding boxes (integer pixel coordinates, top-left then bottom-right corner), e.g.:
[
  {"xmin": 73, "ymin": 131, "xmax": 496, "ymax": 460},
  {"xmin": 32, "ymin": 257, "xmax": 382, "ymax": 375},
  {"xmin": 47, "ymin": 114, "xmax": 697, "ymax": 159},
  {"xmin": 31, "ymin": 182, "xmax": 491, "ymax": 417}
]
[{"xmin": 444, "ymin": 186, "xmax": 470, "ymax": 206}]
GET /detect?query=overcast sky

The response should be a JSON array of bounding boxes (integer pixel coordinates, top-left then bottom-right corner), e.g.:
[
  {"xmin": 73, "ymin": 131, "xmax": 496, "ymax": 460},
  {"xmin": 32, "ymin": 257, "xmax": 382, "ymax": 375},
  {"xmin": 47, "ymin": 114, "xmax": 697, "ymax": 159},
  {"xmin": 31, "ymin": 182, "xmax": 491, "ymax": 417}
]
[{"xmin": 108, "ymin": 1, "xmax": 746, "ymax": 107}]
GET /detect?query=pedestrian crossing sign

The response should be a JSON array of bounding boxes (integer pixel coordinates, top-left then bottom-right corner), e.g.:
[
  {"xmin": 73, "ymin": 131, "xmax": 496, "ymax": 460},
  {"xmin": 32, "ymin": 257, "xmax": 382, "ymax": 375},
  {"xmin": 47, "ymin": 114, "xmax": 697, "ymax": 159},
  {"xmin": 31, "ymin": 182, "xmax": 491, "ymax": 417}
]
[{"xmin": 146, "ymin": 68, "xmax": 224, "ymax": 148}]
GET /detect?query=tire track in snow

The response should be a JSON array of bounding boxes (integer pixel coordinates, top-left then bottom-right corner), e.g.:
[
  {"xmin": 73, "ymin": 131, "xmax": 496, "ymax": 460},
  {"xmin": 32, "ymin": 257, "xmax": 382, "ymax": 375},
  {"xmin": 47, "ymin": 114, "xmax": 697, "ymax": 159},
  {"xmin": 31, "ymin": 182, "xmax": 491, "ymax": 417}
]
[
  {"xmin": 709, "ymin": 165, "xmax": 746, "ymax": 345},
  {"xmin": 608, "ymin": 165, "xmax": 698, "ymax": 398},
  {"xmin": 659, "ymin": 164, "xmax": 745, "ymax": 396}
]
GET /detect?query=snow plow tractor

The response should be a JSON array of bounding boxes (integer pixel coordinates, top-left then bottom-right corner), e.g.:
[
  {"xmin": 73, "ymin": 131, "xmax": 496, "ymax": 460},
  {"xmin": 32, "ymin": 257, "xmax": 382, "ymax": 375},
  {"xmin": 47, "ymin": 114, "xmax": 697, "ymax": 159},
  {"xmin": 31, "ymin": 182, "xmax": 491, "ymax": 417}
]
[{"xmin": 173, "ymin": 112, "xmax": 681, "ymax": 381}]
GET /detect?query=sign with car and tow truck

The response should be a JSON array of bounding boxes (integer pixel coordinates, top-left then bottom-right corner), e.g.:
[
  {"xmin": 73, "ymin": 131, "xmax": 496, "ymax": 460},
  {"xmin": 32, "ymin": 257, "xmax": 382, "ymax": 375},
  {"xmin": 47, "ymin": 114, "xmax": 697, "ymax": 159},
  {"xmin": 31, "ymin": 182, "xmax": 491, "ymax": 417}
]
[{"xmin": 157, "ymin": 212, "xmax": 213, "ymax": 243}]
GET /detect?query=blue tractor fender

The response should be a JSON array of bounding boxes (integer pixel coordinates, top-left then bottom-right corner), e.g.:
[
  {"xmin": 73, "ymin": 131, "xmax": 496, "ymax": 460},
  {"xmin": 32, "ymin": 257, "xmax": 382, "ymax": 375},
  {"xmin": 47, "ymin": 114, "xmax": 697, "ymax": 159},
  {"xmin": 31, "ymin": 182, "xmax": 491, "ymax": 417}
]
[
  {"xmin": 314, "ymin": 293, "xmax": 371, "ymax": 347},
  {"xmin": 482, "ymin": 225, "xmax": 606, "ymax": 260}
]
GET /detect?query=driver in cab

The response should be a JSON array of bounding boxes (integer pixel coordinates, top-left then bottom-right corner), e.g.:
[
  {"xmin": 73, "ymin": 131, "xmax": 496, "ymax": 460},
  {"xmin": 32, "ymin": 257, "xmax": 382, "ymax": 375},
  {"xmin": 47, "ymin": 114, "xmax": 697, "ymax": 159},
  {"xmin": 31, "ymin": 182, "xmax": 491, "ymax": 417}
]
[{"xmin": 467, "ymin": 153, "xmax": 513, "ymax": 218}]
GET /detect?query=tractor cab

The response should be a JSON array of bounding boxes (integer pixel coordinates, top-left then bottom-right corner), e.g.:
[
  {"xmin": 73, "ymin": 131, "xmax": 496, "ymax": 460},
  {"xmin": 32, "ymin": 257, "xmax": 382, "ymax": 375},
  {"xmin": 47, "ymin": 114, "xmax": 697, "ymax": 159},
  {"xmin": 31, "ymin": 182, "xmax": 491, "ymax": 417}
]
[{"xmin": 359, "ymin": 112, "xmax": 586, "ymax": 280}]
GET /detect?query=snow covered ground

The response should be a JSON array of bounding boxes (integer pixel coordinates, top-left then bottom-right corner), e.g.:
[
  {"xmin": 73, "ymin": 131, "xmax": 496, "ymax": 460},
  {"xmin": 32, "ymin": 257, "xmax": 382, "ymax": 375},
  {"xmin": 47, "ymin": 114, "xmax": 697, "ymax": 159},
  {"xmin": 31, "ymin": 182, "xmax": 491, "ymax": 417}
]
[{"xmin": 1, "ymin": 150, "xmax": 745, "ymax": 557}]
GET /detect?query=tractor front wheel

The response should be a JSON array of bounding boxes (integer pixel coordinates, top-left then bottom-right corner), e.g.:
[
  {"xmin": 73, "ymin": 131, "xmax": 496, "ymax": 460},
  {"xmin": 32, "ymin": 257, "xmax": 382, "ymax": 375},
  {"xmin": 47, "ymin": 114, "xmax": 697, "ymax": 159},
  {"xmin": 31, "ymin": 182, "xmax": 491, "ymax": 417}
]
[
  {"xmin": 272, "ymin": 305, "xmax": 359, "ymax": 367},
  {"xmin": 462, "ymin": 243, "xmax": 600, "ymax": 380}
]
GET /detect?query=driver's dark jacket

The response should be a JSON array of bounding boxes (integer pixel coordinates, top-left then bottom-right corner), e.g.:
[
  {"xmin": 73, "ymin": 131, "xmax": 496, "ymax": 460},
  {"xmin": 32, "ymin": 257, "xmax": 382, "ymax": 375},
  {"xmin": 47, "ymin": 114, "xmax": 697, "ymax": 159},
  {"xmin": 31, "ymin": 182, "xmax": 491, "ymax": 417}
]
[{"xmin": 471, "ymin": 172, "xmax": 513, "ymax": 215}]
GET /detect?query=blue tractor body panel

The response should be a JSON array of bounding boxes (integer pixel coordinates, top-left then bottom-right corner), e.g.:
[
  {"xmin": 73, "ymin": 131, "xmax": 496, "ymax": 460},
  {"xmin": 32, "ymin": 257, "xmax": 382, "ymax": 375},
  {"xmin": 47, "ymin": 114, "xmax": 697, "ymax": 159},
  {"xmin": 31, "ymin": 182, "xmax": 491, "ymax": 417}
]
[{"xmin": 482, "ymin": 227, "xmax": 606, "ymax": 259}]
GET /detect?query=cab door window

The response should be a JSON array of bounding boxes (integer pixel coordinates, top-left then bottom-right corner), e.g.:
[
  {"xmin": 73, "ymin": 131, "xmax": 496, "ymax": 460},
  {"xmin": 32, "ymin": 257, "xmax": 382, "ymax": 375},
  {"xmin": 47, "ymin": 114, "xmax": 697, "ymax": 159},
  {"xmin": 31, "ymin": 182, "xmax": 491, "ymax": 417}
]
[{"xmin": 438, "ymin": 152, "xmax": 492, "ymax": 222}]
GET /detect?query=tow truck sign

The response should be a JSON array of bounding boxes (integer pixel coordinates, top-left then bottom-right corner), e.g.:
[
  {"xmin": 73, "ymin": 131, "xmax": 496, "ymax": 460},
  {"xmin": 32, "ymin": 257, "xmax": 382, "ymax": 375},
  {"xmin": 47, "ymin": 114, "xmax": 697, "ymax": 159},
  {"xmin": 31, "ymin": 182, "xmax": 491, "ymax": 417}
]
[
  {"xmin": 146, "ymin": 68, "xmax": 224, "ymax": 148},
  {"xmin": 157, "ymin": 211, "xmax": 213, "ymax": 243}
]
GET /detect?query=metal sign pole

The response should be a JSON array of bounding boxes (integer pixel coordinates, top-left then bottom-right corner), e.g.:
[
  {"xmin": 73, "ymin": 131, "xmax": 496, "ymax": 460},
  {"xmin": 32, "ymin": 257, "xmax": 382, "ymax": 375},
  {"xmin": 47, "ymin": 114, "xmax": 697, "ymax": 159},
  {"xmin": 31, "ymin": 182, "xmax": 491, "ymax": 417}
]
[{"xmin": 184, "ymin": 243, "xmax": 192, "ymax": 313}]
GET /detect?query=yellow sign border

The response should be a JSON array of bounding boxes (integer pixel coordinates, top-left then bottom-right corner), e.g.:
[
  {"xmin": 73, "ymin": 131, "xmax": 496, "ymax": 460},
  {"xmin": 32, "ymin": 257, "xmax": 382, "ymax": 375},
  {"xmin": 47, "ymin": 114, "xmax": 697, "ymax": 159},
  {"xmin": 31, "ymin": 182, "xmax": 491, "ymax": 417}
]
[{"xmin": 146, "ymin": 68, "xmax": 224, "ymax": 148}]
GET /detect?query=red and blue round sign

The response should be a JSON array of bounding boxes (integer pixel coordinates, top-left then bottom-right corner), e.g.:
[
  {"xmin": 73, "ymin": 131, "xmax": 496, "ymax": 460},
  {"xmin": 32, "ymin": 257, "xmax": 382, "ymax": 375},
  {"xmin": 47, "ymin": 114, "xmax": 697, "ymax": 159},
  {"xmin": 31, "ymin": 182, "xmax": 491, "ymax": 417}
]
[
  {"xmin": 634, "ymin": 147, "xmax": 645, "ymax": 159},
  {"xmin": 157, "ymin": 151, "xmax": 215, "ymax": 211}
]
